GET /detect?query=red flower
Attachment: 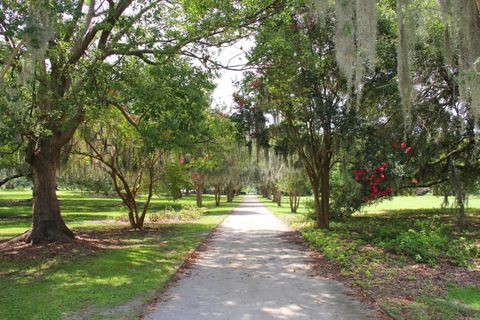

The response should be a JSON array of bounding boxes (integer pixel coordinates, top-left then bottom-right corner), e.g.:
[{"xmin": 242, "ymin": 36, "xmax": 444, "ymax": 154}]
[
  {"xmin": 371, "ymin": 186, "xmax": 379, "ymax": 194},
  {"xmin": 380, "ymin": 174, "xmax": 385, "ymax": 179},
  {"xmin": 375, "ymin": 166, "xmax": 384, "ymax": 172},
  {"xmin": 405, "ymin": 147, "xmax": 412, "ymax": 153},
  {"xmin": 401, "ymin": 142, "xmax": 406, "ymax": 149},
  {"xmin": 250, "ymin": 79, "xmax": 262, "ymax": 89}
]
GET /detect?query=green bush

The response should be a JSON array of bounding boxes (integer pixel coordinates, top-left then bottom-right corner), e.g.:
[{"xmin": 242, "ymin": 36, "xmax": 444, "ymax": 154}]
[
  {"xmin": 373, "ymin": 220, "xmax": 478, "ymax": 266},
  {"xmin": 394, "ymin": 227, "xmax": 446, "ymax": 263},
  {"xmin": 148, "ymin": 204, "xmax": 207, "ymax": 223},
  {"xmin": 445, "ymin": 237, "xmax": 479, "ymax": 267}
]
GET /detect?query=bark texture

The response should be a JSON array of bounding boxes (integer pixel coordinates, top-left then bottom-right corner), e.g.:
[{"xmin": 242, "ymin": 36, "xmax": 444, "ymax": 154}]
[{"xmin": 23, "ymin": 137, "xmax": 76, "ymax": 244}]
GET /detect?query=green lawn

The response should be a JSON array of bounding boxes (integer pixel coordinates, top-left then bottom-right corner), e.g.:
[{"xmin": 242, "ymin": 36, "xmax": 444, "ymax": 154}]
[
  {"xmin": 0, "ymin": 189, "xmax": 225, "ymax": 239},
  {"xmin": 260, "ymin": 195, "xmax": 480, "ymax": 320},
  {"xmin": 363, "ymin": 195, "xmax": 480, "ymax": 212},
  {"xmin": 0, "ymin": 190, "xmax": 242, "ymax": 320}
]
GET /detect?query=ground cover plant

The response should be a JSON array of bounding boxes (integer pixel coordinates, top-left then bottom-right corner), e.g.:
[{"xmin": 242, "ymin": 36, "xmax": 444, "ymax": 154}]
[
  {"xmin": 260, "ymin": 196, "xmax": 480, "ymax": 320},
  {"xmin": 0, "ymin": 190, "xmax": 243, "ymax": 320}
]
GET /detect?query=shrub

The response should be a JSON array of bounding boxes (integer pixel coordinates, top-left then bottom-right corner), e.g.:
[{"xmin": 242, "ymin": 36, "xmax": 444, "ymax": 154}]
[
  {"xmin": 375, "ymin": 220, "xmax": 478, "ymax": 266},
  {"xmin": 445, "ymin": 237, "xmax": 479, "ymax": 267},
  {"xmin": 148, "ymin": 204, "xmax": 207, "ymax": 223}
]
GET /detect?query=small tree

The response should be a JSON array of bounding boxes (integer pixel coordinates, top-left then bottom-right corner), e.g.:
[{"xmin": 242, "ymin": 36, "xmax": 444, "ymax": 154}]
[{"xmin": 279, "ymin": 166, "xmax": 307, "ymax": 213}]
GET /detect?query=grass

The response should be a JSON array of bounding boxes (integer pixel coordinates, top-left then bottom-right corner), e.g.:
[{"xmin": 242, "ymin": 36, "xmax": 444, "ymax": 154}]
[
  {"xmin": 448, "ymin": 285, "xmax": 480, "ymax": 310},
  {"xmin": 260, "ymin": 195, "xmax": 480, "ymax": 320},
  {"xmin": 0, "ymin": 189, "xmax": 242, "ymax": 320},
  {"xmin": 0, "ymin": 189, "xmax": 224, "ymax": 239},
  {"xmin": 363, "ymin": 195, "xmax": 480, "ymax": 212}
]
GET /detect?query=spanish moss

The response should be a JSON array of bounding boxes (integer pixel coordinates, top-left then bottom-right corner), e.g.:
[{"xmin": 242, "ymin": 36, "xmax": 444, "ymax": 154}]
[
  {"xmin": 396, "ymin": 0, "xmax": 414, "ymax": 129},
  {"xmin": 334, "ymin": 0, "xmax": 355, "ymax": 89}
]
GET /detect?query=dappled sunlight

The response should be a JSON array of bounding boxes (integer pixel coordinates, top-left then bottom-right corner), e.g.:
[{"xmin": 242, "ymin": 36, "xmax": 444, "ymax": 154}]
[{"xmin": 146, "ymin": 195, "xmax": 372, "ymax": 320}]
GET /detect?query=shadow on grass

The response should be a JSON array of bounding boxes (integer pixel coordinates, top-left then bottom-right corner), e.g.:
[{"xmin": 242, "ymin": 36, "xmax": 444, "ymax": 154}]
[{"xmin": 0, "ymin": 222, "xmax": 216, "ymax": 320}]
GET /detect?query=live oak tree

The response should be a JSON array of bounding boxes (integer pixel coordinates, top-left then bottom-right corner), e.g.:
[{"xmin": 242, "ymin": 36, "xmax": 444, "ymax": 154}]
[{"xmin": 0, "ymin": 0, "xmax": 281, "ymax": 244}]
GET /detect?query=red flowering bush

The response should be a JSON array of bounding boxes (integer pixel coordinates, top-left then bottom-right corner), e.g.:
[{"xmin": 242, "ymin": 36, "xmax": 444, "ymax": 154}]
[
  {"xmin": 352, "ymin": 142, "xmax": 416, "ymax": 203},
  {"xmin": 352, "ymin": 163, "xmax": 394, "ymax": 203}
]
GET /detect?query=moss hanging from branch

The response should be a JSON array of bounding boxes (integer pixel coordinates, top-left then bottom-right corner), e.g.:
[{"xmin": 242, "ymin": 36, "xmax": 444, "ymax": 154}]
[
  {"xmin": 22, "ymin": 0, "xmax": 54, "ymax": 80},
  {"xmin": 309, "ymin": 0, "xmax": 378, "ymax": 99},
  {"xmin": 396, "ymin": 0, "xmax": 414, "ymax": 129},
  {"xmin": 438, "ymin": 0, "xmax": 454, "ymax": 66},
  {"xmin": 307, "ymin": 0, "xmax": 331, "ymax": 26},
  {"xmin": 334, "ymin": 0, "xmax": 355, "ymax": 89},
  {"xmin": 307, "ymin": 0, "xmax": 480, "ymax": 127},
  {"xmin": 453, "ymin": 0, "xmax": 480, "ymax": 124},
  {"xmin": 354, "ymin": 0, "xmax": 377, "ymax": 101}
]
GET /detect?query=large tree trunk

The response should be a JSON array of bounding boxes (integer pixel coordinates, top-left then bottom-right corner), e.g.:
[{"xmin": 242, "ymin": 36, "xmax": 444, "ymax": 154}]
[
  {"xmin": 311, "ymin": 175, "xmax": 329, "ymax": 229},
  {"xmin": 23, "ymin": 141, "xmax": 74, "ymax": 244}
]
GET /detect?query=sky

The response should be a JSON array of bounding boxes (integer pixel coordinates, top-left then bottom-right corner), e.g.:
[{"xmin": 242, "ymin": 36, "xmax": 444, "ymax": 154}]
[{"xmin": 211, "ymin": 38, "xmax": 254, "ymax": 113}]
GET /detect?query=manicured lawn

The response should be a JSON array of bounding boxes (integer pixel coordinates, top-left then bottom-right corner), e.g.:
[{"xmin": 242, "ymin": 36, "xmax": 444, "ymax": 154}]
[
  {"xmin": 0, "ymin": 189, "xmax": 224, "ymax": 239},
  {"xmin": 363, "ymin": 195, "xmax": 480, "ymax": 212},
  {"xmin": 0, "ymin": 190, "xmax": 242, "ymax": 320},
  {"xmin": 260, "ymin": 195, "xmax": 480, "ymax": 320}
]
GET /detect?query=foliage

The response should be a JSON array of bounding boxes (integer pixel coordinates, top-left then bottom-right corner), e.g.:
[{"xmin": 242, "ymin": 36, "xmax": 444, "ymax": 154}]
[
  {"xmin": 279, "ymin": 166, "xmax": 308, "ymax": 195},
  {"xmin": 147, "ymin": 205, "xmax": 207, "ymax": 223},
  {"xmin": 328, "ymin": 164, "xmax": 363, "ymax": 220},
  {"xmin": 158, "ymin": 162, "xmax": 191, "ymax": 200}
]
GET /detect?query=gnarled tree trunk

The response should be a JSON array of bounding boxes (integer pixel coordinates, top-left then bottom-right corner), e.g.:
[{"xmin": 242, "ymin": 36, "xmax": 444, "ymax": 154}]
[{"xmin": 22, "ymin": 138, "xmax": 75, "ymax": 244}]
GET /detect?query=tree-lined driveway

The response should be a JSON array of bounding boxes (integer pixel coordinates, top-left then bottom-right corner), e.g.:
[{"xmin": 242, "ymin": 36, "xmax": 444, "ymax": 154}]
[{"xmin": 145, "ymin": 195, "xmax": 374, "ymax": 320}]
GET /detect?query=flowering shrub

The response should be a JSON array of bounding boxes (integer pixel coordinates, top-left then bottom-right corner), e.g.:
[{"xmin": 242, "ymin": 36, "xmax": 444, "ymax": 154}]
[
  {"xmin": 352, "ymin": 142, "xmax": 416, "ymax": 203},
  {"xmin": 352, "ymin": 163, "xmax": 394, "ymax": 202}
]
